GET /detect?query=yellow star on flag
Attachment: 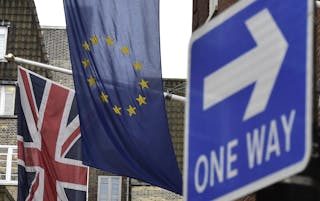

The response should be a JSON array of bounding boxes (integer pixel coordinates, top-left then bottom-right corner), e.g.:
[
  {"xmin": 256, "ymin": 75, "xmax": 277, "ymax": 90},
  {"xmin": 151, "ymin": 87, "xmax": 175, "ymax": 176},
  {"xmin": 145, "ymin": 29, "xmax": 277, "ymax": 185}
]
[
  {"xmin": 139, "ymin": 79, "xmax": 149, "ymax": 89},
  {"xmin": 136, "ymin": 95, "xmax": 147, "ymax": 106},
  {"xmin": 106, "ymin": 36, "xmax": 114, "ymax": 46},
  {"xmin": 121, "ymin": 46, "xmax": 130, "ymax": 55},
  {"xmin": 82, "ymin": 59, "xmax": 90, "ymax": 68},
  {"xmin": 113, "ymin": 105, "xmax": 122, "ymax": 115},
  {"xmin": 87, "ymin": 76, "xmax": 96, "ymax": 86},
  {"xmin": 90, "ymin": 36, "xmax": 99, "ymax": 45},
  {"xmin": 126, "ymin": 105, "xmax": 136, "ymax": 117},
  {"xmin": 133, "ymin": 61, "xmax": 142, "ymax": 70},
  {"xmin": 82, "ymin": 41, "xmax": 90, "ymax": 51},
  {"xmin": 100, "ymin": 92, "xmax": 109, "ymax": 103}
]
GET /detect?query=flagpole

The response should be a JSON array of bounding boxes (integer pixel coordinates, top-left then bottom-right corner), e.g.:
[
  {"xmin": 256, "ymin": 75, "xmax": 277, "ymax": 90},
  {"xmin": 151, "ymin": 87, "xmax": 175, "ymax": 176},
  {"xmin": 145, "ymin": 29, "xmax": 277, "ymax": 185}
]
[
  {"xmin": 5, "ymin": 53, "xmax": 186, "ymax": 102},
  {"xmin": 5, "ymin": 53, "xmax": 72, "ymax": 75}
]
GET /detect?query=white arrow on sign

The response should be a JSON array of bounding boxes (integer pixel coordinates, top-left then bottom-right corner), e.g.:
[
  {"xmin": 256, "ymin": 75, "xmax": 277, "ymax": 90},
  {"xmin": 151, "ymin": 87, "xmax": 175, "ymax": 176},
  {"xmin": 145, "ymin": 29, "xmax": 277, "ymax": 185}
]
[{"xmin": 203, "ymin": 9, "xmax": 288, "ymax": 121}]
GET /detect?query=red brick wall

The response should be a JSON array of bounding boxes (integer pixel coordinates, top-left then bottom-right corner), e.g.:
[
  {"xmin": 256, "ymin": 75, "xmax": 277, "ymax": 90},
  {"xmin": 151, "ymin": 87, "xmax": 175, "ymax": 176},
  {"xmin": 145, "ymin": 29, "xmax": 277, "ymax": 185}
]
[
  {"xmin": 217, "ymin": 0, "xmax": 238, "ymax": 14},
  {"xmin": 192, "ymin": 0, "xmax": 209, "ymax": 31},
  {"xmin": 192, "ymin": 0, "xmax": 238, "ymax": 31}
]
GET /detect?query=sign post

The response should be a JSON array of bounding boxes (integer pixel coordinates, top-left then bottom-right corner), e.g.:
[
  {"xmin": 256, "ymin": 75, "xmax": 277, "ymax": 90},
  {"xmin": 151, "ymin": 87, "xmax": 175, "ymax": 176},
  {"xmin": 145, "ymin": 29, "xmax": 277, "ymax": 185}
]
[{"xmin": 184, "ymin": 0, "xmax": 313, "ymax": 200}]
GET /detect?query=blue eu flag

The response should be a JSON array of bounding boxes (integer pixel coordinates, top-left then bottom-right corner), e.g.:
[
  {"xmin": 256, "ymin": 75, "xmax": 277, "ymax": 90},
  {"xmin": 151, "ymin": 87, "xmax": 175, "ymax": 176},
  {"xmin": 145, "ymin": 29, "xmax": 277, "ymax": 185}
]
[{"xmin": 64, "ymin": 0, "xmax": 182, "ymax": 194}]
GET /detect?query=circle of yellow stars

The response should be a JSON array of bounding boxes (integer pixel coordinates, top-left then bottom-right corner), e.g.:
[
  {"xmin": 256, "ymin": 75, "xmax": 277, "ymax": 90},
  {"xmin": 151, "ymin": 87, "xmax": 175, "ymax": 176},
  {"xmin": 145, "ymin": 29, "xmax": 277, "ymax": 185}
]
[{"xmin": 81, "ymin": 35, "xmax": 150, "ymax": 117}]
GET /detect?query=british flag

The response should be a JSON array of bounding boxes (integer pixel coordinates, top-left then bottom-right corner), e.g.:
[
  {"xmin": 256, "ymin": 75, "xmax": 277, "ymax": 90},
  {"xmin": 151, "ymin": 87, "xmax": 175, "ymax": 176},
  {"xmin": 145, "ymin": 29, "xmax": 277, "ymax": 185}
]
[{"xmin": 17, "ymin": 67, "xmax": 88, "ymax": 201}]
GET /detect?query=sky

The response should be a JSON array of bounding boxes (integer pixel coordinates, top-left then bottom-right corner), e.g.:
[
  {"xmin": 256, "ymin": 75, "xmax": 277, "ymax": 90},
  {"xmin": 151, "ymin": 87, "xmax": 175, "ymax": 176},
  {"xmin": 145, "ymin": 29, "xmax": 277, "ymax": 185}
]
[{"xmin": 33, "ymin": 0, "xmax": 192, "ymax": 78}]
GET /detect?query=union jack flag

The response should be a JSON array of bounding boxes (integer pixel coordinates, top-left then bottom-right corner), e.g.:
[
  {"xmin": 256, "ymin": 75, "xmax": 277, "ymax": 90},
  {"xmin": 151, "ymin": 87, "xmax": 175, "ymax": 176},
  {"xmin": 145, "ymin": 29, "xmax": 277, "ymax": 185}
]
[{"xmin": 17, "ymin": 67, "xmax": 88, "ymax": 201}]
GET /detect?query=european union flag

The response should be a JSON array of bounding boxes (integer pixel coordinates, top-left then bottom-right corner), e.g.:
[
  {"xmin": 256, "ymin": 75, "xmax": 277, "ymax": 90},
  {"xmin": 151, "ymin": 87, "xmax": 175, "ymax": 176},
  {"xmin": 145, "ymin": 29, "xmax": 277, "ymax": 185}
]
[{"xmin": 64, "ymin": 0, "xmax": 182, "ymax": 194}]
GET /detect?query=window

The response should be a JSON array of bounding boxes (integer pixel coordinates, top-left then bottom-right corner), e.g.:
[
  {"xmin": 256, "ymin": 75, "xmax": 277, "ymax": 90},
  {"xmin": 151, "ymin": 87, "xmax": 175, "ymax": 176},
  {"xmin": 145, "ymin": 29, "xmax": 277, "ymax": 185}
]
[
  {"xmin": 0, "ymin": 85, "xmax": 16, "ymax": 116},
  {"xmin": 0, "ymin": 26, "xmax": 8, "ymax": 61},
  {"xmin": 0, "ymin": 145, "xmax": 18, "ymax": 185},
  {"xmin": 98, "ymin": 176, "xmax": 122, "ymax": 201}
]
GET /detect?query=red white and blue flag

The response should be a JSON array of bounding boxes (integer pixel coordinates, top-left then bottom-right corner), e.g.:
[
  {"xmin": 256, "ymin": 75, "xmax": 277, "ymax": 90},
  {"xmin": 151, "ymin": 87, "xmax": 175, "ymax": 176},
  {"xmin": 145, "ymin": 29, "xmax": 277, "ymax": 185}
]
[{"xmin": 17, "ymin": 67, "xmax": 88, "ymax": 201}]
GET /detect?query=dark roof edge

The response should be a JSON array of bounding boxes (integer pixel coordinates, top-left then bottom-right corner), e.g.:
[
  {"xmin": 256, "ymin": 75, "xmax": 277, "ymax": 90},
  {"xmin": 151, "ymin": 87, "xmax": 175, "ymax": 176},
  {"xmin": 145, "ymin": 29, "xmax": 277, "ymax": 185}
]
[
  {"xmin": 163, "ymin": 78, "xmax": 186, "ymax": 81},
  {"xmin": 41, "ymin": 25, "xmax": 66, "ymax": 29},
  {"xmin": 29, "ymin": 0, "xmax": 49, "ymax": 63}
]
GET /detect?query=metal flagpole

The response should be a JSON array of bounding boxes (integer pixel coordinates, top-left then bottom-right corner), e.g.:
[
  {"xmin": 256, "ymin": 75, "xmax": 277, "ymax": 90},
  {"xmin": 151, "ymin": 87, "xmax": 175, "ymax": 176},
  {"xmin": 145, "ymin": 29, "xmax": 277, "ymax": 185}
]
[
  {"xmin": 5, "ymin": 53, "xmax": 186, "ymax": 102},
  {"xmin": 5, "ymin": 53, "xmax": 72, "ymax": 75}
]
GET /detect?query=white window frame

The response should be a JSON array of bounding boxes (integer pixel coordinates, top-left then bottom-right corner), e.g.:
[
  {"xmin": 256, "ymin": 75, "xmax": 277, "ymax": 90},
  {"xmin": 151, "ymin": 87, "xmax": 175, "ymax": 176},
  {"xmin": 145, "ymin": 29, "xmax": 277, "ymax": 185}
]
[
  {"xmin": 97, "ymin": 176, "xmax": 122, "ymax": 201},
  {"xmin": 0, "ymin": 85, "xmax": 16, "ymax": 116},
  {"xmin": 0, "ymin": 26, "xmax": 8, "ymax": 62},
  {"xmin": 0, "ymin": 145, "xmax": 17, "ymax": 185}
]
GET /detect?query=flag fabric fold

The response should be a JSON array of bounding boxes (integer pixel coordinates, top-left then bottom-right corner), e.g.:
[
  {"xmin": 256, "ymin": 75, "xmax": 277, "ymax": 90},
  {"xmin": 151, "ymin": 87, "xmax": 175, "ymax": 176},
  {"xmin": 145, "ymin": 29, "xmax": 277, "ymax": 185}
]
[
  {"xmin": 17, "ymin": 67, "xmax": 88, "ymax": 201},
  {"xmin": 64, "ymin": 0, "xmax": 182, "ymax": 194}
]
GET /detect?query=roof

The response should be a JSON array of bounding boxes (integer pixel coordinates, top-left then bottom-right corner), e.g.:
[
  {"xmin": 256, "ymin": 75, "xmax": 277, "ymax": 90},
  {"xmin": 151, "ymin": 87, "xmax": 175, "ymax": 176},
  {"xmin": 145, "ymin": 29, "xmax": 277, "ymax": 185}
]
[{"xmin": 0, "ymin": 0, "xmax": 50, "ymax": 80}]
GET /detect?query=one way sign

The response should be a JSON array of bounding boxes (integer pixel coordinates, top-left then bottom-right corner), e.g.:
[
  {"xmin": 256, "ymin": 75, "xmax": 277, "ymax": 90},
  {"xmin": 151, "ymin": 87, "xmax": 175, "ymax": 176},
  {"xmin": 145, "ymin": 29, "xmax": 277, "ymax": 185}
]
[{"xmin": 184, "ymin": 0, "xmax": 313, "ymax": 200}]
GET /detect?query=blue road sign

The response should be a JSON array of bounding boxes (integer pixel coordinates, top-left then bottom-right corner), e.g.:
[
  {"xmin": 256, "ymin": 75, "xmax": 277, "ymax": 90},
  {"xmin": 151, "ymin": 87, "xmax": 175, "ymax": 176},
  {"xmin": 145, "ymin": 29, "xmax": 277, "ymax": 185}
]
[{"xmin": 184, "ymin": 0, "xmax": 313, "ymax": 200}]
